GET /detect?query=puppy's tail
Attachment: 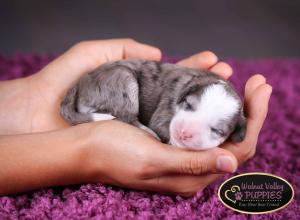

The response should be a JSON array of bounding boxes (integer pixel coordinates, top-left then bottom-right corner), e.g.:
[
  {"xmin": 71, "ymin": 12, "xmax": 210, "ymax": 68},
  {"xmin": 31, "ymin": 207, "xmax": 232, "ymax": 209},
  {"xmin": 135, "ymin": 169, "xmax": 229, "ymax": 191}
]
[{"xmin": 60, "ymin": 86, "xmax": 92, "ymax": 125}]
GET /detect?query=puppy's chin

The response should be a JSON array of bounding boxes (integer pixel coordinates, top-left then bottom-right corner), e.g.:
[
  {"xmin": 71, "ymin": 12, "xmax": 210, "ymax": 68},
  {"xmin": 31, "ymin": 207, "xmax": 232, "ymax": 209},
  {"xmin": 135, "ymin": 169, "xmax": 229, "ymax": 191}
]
[
  {"xmin": 183, "ymin": 144, "xmax": 218, "ymax": 151},
  {"xmin": 169, "ymin": 136, "xmax": 219, "ymax": 151}
]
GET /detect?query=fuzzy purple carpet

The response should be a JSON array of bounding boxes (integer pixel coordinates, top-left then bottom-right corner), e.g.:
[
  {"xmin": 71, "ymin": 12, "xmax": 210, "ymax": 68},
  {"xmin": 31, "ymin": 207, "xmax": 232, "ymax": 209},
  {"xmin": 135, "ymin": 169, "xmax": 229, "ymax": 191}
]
[{"xmin": 0, "ymin": 54, "xmax": 299, "ymax": 219}]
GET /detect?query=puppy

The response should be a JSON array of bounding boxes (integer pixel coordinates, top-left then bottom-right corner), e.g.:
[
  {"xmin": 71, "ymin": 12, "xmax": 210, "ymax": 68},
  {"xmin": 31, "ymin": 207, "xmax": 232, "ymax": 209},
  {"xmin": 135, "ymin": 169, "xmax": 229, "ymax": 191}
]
[{"xmin": 61, "ymin": 59, "xmax": 246, "ymax": 150}]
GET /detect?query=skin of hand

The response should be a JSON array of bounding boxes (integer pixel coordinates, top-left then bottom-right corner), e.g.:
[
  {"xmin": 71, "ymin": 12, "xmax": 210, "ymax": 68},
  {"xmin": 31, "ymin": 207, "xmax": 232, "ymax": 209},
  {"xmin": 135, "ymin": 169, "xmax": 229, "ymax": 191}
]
[{"xmin": 0, "ymin": 39, "xmax": 272, "ymax": 196}]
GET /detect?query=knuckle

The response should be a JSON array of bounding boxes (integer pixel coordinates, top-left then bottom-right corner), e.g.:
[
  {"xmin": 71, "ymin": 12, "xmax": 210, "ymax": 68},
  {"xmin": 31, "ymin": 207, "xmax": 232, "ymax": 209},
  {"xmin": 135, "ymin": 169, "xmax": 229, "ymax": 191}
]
[
  {"xmin": 181, "ymin": 157, "xmax": 208, "ymax": 175},
  {"xmin": 242, "ymin": 146, "xmax": 256, "ymax": 161},
  {"xmin": 123, "ymin": 38, "xmax": 136, "ymax": 43}
]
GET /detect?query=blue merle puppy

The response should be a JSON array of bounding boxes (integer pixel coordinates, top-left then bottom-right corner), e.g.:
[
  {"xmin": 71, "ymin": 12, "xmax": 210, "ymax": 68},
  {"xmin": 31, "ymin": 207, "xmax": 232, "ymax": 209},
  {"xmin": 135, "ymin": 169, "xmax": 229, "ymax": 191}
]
[{"xmin": 60, "ymin": 59, "xmax": 246, "ymax": 150}]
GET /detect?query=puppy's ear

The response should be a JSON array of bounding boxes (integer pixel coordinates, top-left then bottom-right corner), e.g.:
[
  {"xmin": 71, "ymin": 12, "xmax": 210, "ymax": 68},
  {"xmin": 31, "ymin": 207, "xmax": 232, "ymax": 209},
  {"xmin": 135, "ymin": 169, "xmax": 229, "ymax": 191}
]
[
  {"xmin": 177, "ymin": 84, "xmax": 201, "ymax": 104},
  {"xmin": 230, "ymin": 111, "xmax": 247, "ymax": 142},
  {"xmin": 176, "ymin": 85, "xmax": 202, "ymax": 111}
]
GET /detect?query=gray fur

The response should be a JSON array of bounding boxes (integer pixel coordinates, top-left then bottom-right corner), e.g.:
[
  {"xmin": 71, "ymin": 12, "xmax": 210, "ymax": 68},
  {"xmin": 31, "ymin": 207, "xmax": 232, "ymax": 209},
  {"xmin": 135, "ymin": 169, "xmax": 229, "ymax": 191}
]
[{"xmin": 60, "ymin": 59, "xmax": 246, "ymax": 144}]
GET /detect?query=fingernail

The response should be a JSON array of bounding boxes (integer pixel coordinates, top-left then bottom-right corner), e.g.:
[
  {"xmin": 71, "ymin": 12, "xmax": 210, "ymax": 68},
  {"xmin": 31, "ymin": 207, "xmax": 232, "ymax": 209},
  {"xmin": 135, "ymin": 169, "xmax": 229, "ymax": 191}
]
[{"xmin": 217, "ymin": 155, "xmax": 237, "ymax": 173}]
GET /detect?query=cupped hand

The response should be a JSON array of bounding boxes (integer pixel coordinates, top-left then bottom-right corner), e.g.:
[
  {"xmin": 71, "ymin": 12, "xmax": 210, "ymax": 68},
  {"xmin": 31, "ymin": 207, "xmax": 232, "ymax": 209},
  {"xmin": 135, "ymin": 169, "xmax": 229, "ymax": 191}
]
[
  {"xmin": 155, "ymin": 56, "xmax": 272, "ymax": 196},
  {"xmin": 82, "ymin": 119, "xmax": 237, "ymax": 195},
  {"xmin": 25, "ymin": 39, "xmax": 162, "ymax": 132},
  {"xmin": 79, "ymin": 71, "xmax": 271, "ymax": 196},
  {"xmin": 8, "ymin": 39, "xmax": 271, "ymax": 196},
  {"xmin": 26, "ymin": 39, "xmax": 234, "ymax": 133}
]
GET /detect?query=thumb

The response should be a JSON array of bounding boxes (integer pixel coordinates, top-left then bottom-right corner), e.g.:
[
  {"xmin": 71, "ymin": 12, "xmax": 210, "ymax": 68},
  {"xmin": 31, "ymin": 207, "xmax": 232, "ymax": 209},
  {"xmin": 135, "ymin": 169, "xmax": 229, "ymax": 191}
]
[{"xmin": 157, "ymin": 146, "xmax": 238, "ymax": 175}]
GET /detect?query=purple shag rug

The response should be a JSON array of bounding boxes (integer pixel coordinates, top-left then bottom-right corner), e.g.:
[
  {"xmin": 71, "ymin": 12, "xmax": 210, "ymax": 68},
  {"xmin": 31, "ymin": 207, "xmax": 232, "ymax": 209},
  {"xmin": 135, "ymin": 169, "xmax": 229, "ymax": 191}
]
[{"xmin": 0, "ymin": 54, "xmax": 299, "ymax": 219}]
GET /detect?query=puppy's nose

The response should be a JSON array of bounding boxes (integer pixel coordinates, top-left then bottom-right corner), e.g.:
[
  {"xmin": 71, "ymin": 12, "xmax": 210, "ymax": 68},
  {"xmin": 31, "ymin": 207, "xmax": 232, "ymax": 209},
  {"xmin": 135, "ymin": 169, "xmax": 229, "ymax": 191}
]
[{"xmin": 178, "ymin": 130, "xmax": 193, "ymax": 141}]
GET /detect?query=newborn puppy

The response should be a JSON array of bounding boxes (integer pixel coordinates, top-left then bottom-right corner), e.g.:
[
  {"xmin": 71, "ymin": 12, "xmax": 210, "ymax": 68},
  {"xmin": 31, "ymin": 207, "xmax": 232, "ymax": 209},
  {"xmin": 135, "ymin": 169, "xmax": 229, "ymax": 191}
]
[{"xmin": 61, "ymin": 59, "xmax": 246, "ymax": 150}]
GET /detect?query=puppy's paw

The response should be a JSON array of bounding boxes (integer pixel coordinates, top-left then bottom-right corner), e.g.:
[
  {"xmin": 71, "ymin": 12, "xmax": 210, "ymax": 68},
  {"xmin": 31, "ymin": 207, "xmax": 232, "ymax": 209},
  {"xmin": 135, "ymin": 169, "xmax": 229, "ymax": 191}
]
[{"xmin": 91, "ymin": 113, "xmax": 116, "ymax": 121}]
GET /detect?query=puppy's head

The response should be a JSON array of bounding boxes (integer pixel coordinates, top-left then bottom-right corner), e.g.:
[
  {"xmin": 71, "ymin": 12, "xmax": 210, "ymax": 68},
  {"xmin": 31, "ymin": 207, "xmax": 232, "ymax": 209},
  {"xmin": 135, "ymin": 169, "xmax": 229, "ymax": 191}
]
[{"xmin": 169, "ymin": 78, "xmax": 246, "ymax": 150}]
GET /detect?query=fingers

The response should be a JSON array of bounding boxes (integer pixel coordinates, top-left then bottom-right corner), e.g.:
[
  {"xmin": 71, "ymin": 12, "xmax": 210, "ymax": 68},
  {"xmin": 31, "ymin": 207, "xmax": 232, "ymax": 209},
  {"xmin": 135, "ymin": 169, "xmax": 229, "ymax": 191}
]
[
  {"xmin": 222, "ymin": 80, "xmax": 272, "ymax": 164},
  {"xmin": 244, "ymin": 74, "xmax": 266, "ymax": 104},
  {"xmin": 176, "ymin": 51, "xmax": 232, "ymax": 79},
  {"xmin": 37, "ymin": 38, "xmax": 161, "ymax": 92},
  {"xmin": 91, "ymin": 38, "xmax": 161, "ymax": 61},
  {"xmin": 147, "ymin": 80, "xmax": 272, "ymax": 195},
  {"xmin": 155, "ymin": 146, "xmax": 238, "ymax": 176},
  {"xmin": 144, "ymin": 74, "xmax": 272, "ymax": 196},
  {"xmin": 243, "ymin": 83, "xmax": 273, "ymax": 143},
  {"xmin": 177, "ymin": 51, "xmax": 218, "ymax": 69},
  {"xmin": 121, "ymin": 39, "xmax": 162, "ymax": 61},
  {"xmin": 209, "ymin": 62, "xmax": 233, "ymax": 79},
  {"xmin": 243, "ymin": 74, "xmax": 272, "ymax": 138},
  {"xmin": 142, "ymin": 172, "xmax": 226, "ymax": 197},
  {"xmin": 144, "ymin": 175, "xmax": 208, "ymax": 196},
  {"xmin": 68, "ymin": 38, "xmax": 161, "ymax": 72}
]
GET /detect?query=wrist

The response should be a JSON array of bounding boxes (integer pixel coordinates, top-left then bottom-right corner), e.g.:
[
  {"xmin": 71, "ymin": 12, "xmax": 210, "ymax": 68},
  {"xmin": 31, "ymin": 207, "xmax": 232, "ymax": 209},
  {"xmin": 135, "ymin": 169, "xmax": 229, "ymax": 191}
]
[
  {"xmin": 0, "ymin": 124, "xmax": 92, "ymax": 195},
  {"xmin": 72, "ymin": 122, "xmax": 118, "ymax": 185},
  {"xmin": 71, "ymin": 122, "xmax": 108, "ymax": 184},
  {"xmin": 0, "ymin": 77, "xmax": 33, "ymax": 134},
  {"xmin": 53, "ymin": 124, "xmax": 97, "ymax": 185}
]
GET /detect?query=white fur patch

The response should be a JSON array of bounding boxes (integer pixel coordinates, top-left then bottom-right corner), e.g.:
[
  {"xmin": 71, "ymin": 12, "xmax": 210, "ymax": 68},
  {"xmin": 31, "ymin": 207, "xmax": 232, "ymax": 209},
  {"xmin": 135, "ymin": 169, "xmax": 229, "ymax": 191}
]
[
  {"xmin": 197, "ymin": 84, "xmax": 239, "ymax": 121},
  {"xmin": 78, "ymin": 104, "xmax": 115, "ymax": 122},
  {"xmin": 91, "ymin": 113, "xmax": 115, "ymax": 121}
]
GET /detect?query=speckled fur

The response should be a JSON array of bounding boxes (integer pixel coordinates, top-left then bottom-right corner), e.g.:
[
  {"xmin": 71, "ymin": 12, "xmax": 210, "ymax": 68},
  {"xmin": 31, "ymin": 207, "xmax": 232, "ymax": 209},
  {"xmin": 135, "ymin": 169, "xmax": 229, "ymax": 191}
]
[{"xmin": 60, "ymin": 59, "xmax": 245, "ymax": 143}]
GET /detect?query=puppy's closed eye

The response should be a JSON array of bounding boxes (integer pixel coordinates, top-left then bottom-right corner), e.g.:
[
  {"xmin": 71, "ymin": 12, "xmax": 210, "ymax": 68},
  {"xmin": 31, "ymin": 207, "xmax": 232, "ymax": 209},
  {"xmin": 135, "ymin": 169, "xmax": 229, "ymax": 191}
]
[{"xmin": 211, "ymin": 127, "xmax": 225, "ymax": 137}]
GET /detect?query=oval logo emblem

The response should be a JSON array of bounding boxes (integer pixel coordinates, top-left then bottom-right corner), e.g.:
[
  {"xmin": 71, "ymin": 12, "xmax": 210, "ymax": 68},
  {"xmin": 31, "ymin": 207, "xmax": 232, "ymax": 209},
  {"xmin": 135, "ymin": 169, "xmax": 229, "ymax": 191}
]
[{"xmin": 218, "ymin": 172, "xmax": 294, "ymax": 214}]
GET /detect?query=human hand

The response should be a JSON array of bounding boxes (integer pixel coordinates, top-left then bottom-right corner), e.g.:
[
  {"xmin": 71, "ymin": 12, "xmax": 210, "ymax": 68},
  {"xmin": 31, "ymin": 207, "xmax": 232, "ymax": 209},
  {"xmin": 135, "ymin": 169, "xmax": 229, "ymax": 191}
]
[
  {"xmin": 19, "ymin": 39, "xmax": 238, "ymax": 132},
  {"xmin": 157, "ymin": 55, "xmax": 272, "ymax": 196},
  {"xmin": 81, "ymin": 72, "xmax": 271, "ymax": 197},
  {"xmin": 0, "ymin": 39, "xmax": 271, "ymax": 196},
  {"xmin": 23, "ymin": 39, "xmax": 162, "ymax": 132},
  {"xmin": 66, "ymin": 46, "xmax": 270, "ymax": 196},
  {"xmin": 78, "ymin": 119, "xmax": 238, "ymax": 195}
]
